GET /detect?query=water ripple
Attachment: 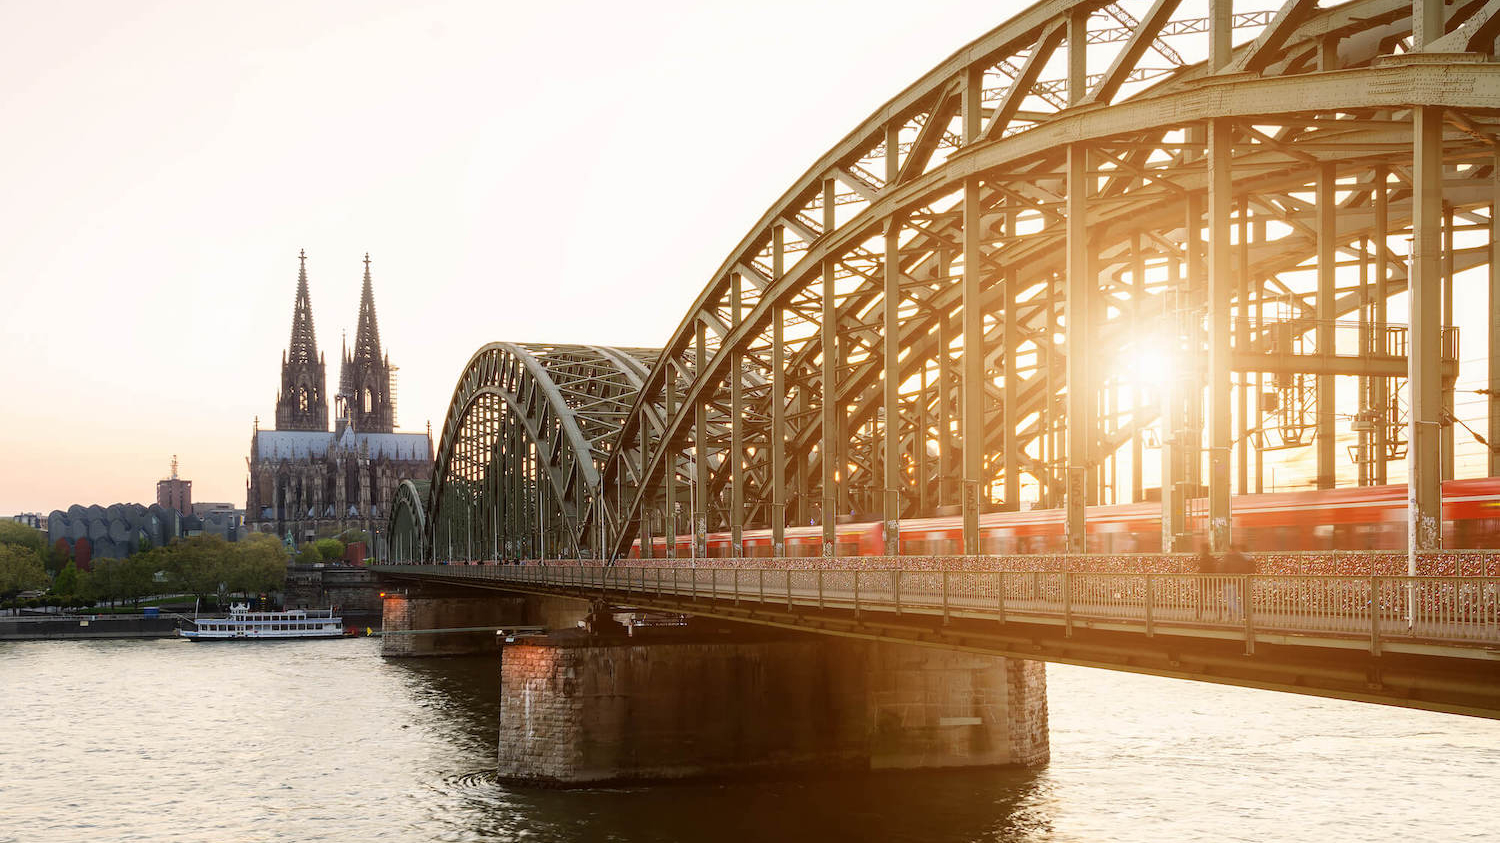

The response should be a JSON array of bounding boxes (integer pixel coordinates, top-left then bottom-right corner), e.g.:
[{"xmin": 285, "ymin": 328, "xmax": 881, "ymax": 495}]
[{"xmin": 1, "ymin": 639, "xmax": 1496, "ymax": 842}]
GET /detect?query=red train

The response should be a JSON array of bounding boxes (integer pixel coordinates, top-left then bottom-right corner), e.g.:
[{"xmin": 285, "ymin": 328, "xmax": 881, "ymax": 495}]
[{"xmin": 628, "ymin": 478, "xmax": 1500, "ymax": 558}]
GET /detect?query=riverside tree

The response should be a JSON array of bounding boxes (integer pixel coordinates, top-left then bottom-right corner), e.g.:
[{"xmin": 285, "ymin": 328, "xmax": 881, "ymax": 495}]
[
  {"xmin": 0, "ymin": 543, "xmax": 48, "ymax": 597},
  {"xmin": 165, "ymin": 534, "xmax": 288, "ymax": 604}
]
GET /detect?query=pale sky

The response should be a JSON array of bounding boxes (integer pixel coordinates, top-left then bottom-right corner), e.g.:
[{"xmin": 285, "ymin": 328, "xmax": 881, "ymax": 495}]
[
  {"xmin": 0, "ymin": 0, "xmax": 1011, "ymax": 514},
  {"xmin": 3, "ymin": 1, "xmax": 1495, "ymax": 516}
]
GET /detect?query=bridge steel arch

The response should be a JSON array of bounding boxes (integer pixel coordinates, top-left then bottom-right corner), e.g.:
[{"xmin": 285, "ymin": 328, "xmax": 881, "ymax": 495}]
[
  {"xmin": 389, "ymin": 479, "xmax": 429, "ymax": 563},
  {"xmin": 587, "ymin": 0, "xmax": 1500, "ymax": 562},
  {"xmin": 413, "ymin": 343, "xmax": 659, "ymax": 561}
]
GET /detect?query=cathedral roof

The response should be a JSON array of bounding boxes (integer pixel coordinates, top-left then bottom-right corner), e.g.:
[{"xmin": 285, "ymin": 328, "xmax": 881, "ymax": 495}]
[{"xmin": 254, "ymin": 428, "xmax": 430, "ymax": 462}]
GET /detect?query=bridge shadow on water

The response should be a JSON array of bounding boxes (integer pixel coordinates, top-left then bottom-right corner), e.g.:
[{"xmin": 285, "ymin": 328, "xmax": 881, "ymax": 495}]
[{"xmin": 384, "ymin": 654, "xmax": 1056, "ymax": 843}]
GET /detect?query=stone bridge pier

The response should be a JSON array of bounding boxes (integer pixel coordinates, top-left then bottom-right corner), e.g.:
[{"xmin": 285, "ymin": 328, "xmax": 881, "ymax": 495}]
[
  {"xmin": 380, "ymin": 585, "xmax": 1049, "ymax": 783},
  {"xmin": 498, "ymin": 631, "xmax": 1048, "ymax": 784}
]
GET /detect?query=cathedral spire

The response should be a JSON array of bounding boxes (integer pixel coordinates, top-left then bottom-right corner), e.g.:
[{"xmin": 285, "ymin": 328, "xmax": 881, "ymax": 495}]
[
  {"xmin": 288, "ymin": 248, "xmax": 319, "ymax": 366},
  {"xmin": 353, "ymin": 252, "xmax": 382, "ymax": 362},
  {"xmin": 275, "ymin": 250, "xmax": 329, "ymax": 431},
  {"xmin": 341, "ymin": 253, "xmax": 394, "ymax": 433}
]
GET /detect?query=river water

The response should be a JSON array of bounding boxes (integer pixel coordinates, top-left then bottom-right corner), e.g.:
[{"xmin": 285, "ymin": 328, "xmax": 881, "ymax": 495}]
[{"xmin": 1, "ymin": 638, "xmax": 1495, "ymax": 842}]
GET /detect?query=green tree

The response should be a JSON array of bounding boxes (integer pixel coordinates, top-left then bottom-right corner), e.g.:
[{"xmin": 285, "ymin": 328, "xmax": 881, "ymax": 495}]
[
  {"xmin": 83, "ymin": 558, "xmax": 121, "ymax": 607},
  {"xmin": 312, "ymin": 538, "xmax": 345, "ymax": 563},
  {"xmin": 0, "ymin": 544, "xmax": 48, "ymax": 596},
  {"xmin": 166, "ymin": 535, "xmax": 230, "ymax": 602},
  {"xmin": 119, "ymin": 550, "xmax": 161, "ymax": 606},
  {"xmin": 0, "ymin": 521, "xmax": 45, "ymax": 554},
  {"xmin": 235, "ymin": 533, "xmax": 288, "ymax": 594},
  {"xmin": 52, "ymin": 560, "xmax": 80, "ymax": 596}
]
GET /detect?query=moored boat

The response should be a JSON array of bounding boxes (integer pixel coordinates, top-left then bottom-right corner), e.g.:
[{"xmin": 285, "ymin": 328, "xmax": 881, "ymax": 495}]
[{"xmin": 178, "ymin": 603, "xmax": 346, "ymax": 641}]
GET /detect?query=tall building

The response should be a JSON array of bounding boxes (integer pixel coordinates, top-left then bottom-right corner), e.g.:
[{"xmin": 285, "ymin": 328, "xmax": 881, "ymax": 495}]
[
  {"xmin": 156, "ymin": 455, "xmax": 192, "ymax": 514},
  {"xmin": 246, "ymin": 251, "xmax": 431, "ymax": 549}
]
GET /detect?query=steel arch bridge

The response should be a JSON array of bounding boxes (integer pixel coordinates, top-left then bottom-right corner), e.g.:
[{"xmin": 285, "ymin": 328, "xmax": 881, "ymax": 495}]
[
  {"xmin": 397, "ymin": 0, "xmax": 1500, "ymax": 564},
  {"xmin": 402, "ymin": 343, "xmax": 659, "ymax": 561}
]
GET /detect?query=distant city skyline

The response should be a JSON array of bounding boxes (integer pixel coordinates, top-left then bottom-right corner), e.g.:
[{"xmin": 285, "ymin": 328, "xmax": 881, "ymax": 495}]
[{"xmin": 0, "ymin": 0, "xmax": 1011, "ymax": 513}]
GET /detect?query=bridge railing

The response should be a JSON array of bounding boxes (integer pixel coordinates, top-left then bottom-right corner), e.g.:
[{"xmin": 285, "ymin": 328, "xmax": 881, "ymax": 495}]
[{"xmin": 374, "ymin": 564, "xmax": 1500, "ymax": 651}]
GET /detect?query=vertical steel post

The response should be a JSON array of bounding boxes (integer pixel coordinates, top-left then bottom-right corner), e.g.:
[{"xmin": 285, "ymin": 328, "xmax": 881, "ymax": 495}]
[
  {"xmin": 1065, "ymin": 143, "xmax": 1089, "ymax": 553},
  {"xmin": 1414, "ymin": 0, "xmax": 1445, "ymax": 48},
  {"xmin": 1254, "ymin": 219, "xmax": 1266, "ymax": 494},
  {"xmin": 1184, "ymin": 194, "xmax": 1203, "ymax": 519},
  {"xmin": 639, "ymin": 420, "xmax": 652, "ymax": 560},
  {"xmin": 772, "ymin": 225, "xmax": 787, "ymax": 556},
  {"xmin": 1492, "ymin": 158, "xmax": 1500, "ymax": 477},
  {"xmin": 664, "ymin": 372, "xmax": 678, "ymax": 558},
  {"xmin": 939, "ymin": 258, "xmax": 954, "ymax": 508},
  {"xmin": 694, "ymin": 321, "xmax": 709, "ymax": 559},
  {"xmin": 1207, "ymin": 118, "xmax": 1234, "ymax": 551},
  {"xmin": 963, "ymin": 176, "xmax": 984, "ymax": 555},
  {"xmin": 730, "ymin": 272, "xmax": 745, "ymax": 558},
  {"xmin": 1162, "ymin": 205, "xmax": 1189, "ymax": 551},
  {"xmin": 1374, "ymin": 171, "xmax": 1390, "ymax": 486},
  {"xmin": 1410, "ymin": 105, "xmax": 1444, "ymax": 560},
  {"xmin": 1068, "ymin": 8, "xmax": 1087, "ymax": 105},
  {"xmin": 1237, "ymin": 201, "xmax": 1250, "ymax": 495},
  {"xmin": 883, "ymin": 211, "xmax": 903, "ymax": 555},
  {"xmin": 1358, "ymin": 234, "xmax": 1371, "ymax": 487},
  {"xmin": 1131, "ymin": 234, "xmax": 1145, "ymax": 503},
  {"xmin": 1004, "ymin": 265, "xmax": 1021, "ymax": 511},
  {"xmin": 1044, "ymin": 275, "xmax": 1054, "ymax": 509},
  {"xmin": 1442, "ymin": 207, "xmax": 1456, "ymax": 481},
  {"xmin": 822, "ymin": 177, "xmax": 840, "ymax": 557},
  {"xmin": 1063, "ymin": 3, "xmax": 1087, "ymax": 531},
  {"xmin": 918, "ymin": 364, "xmax": 930, "ymax": 514}
]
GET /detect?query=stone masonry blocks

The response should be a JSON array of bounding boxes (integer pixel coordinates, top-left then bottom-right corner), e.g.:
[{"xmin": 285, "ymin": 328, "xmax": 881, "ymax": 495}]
[{"xmin": 497, "ymin": 635, "xmax": 1049, "ymax": 784}]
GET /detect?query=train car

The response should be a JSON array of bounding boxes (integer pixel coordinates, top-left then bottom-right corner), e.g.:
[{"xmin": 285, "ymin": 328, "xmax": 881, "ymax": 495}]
[{"xmin": 625, "ymin": 478, "xmax": 1500, "ymax": 558}]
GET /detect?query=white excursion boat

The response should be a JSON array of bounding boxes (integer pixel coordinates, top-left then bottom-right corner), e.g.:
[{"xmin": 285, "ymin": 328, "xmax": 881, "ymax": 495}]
[{"xmin": 179, "ymin": 603, "xmax": 347, "ymax": 641}]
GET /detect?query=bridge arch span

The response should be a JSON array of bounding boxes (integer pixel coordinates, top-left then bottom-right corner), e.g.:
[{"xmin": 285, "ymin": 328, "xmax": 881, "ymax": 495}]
[
  {"xmin": 588, "ymin": 0, "xmax": 1500, "ymax": 560},
  {"xmin": 414, "ymin": 343, "xmax": 658, "ymax": 561}
]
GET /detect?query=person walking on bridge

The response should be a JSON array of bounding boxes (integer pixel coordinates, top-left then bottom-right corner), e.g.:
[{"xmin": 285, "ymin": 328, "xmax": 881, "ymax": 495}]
[
  {"xmin": 1221, "ymin": 547, "xmax": 1253, "ymax": 621},
  {"xmin": 1194, "ymin": 546, "xmax": 1216, "ymax": 620}
]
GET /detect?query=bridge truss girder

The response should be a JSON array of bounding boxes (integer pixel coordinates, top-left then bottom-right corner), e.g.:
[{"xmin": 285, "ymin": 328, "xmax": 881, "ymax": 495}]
[
  {"xmin": 592, "ymin": 0, "xmax": 1500, "ymax": 561},
  {"xmin": 418, "ymin": 343, "xmax": 657, "ymax": 561}
]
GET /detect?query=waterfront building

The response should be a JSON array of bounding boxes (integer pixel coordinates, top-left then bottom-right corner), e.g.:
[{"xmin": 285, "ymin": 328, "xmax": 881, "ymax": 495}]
[
  {"xmin": 9, "ymin": 513, "xmax": 45, "ymax": 530},
  {"xmin": 245, "ymin": 252, "xmax": 432, "ymax": 549},
  {"xmin": 44, "ymin": 502, "xmax": 189, "ymax": 568}
]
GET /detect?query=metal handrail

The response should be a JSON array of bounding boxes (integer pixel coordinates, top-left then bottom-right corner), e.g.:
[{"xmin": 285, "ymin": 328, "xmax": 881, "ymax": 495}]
[{"xmin": 374, "ymin": 564, "xmax": 1500, "ymax": 652}]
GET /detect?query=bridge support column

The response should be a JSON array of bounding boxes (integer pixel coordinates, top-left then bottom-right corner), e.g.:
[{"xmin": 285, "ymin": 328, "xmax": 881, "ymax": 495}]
[{"xmin": 496, "ymin": 633, "xmax": 1048, "ymax": 785}]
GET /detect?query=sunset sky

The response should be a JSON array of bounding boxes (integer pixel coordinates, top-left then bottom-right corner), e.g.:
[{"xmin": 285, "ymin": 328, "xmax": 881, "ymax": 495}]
[
  {"xmin": 0, "ymin": 0, "xmax": 1010, "ymax": 514},
  {"xmin": 4, "ymin": 1, "xmax": 1496, "ymax": 518}
]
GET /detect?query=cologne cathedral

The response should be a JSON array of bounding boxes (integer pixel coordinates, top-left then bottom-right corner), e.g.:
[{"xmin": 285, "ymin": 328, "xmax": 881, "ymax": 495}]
[{"xmin": 245, "ymin": 251, "xmax": 432, "ymax": 549}]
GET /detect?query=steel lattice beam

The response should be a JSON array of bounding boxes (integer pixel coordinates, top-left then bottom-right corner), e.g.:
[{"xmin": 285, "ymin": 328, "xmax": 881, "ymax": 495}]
[{"xmin": 398, "ymin": 0, "xmax": 1500, "ymax": 563}]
